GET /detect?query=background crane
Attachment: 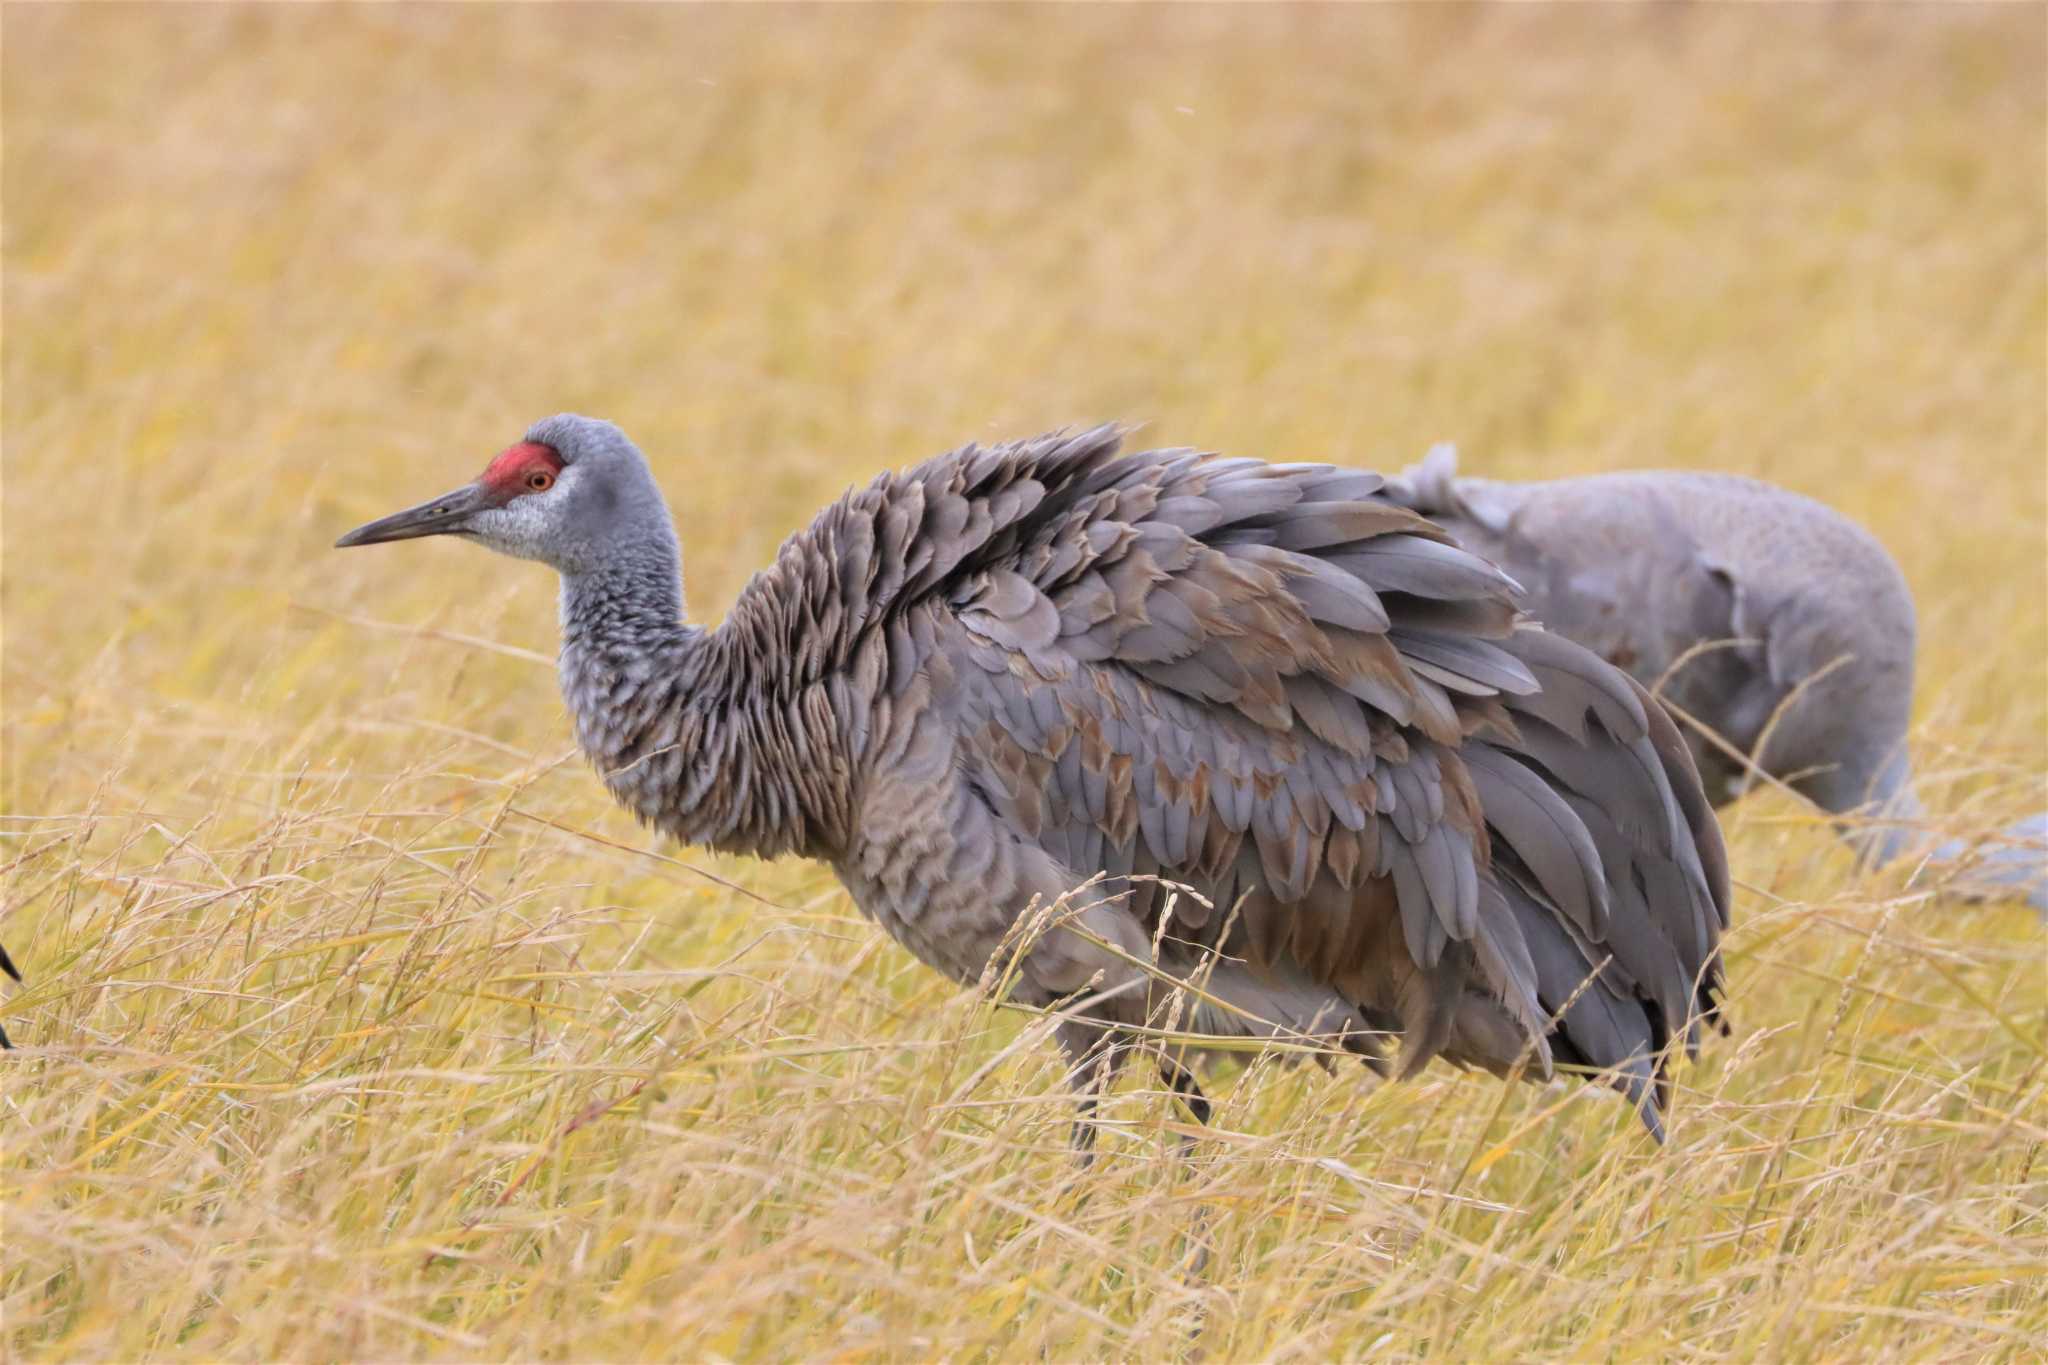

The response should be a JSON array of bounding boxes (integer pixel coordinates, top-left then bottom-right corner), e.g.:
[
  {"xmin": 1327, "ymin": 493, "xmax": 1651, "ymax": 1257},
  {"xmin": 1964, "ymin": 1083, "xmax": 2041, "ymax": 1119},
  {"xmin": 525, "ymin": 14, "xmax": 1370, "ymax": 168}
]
[{"xmin": 1388, "ymin": 444, "xmax": 2046, "ymax": 912}]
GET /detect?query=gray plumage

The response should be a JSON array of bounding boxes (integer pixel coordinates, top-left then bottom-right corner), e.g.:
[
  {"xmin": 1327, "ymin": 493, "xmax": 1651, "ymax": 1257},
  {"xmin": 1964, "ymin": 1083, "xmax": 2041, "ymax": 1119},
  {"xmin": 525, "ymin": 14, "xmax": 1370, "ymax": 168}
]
[
  {"xmin": 337, "ymin": 416, "xmax": 1732, "ymax": 1143},
  {"xmin": 1388, "ymin": 444, "xmax": 2046, "ymax": 913}
]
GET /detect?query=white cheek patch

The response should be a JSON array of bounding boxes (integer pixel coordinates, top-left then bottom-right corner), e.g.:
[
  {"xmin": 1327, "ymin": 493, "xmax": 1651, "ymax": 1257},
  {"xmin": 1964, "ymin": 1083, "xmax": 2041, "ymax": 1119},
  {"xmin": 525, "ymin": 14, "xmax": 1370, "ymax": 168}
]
[{"xmin": 472, "ymin": 496, "xmax": 557, "ymax": 563}]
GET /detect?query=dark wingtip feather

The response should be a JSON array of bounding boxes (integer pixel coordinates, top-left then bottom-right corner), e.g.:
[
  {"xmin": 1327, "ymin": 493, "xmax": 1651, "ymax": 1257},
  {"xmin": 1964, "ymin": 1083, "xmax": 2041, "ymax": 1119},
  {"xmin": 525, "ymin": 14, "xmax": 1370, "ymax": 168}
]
[{"xmin": 1637, "ymin": 1092, "xmax": 1667, "ymax": 1144}]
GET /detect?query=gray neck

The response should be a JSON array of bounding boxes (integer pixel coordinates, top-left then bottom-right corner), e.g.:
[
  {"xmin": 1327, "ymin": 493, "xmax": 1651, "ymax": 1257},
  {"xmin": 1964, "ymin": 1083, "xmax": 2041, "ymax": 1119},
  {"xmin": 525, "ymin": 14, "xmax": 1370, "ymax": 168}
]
[
  {"xmin": 560, "ymin": 544, "xmax": 687, "ymax": 658},
  {"xmin": 556, "ymin": 544, "xmax": 848, "ymax": 861},
  {"xmin": 557, "ymin": 549, "xmax": 696, "ymax": 793}
]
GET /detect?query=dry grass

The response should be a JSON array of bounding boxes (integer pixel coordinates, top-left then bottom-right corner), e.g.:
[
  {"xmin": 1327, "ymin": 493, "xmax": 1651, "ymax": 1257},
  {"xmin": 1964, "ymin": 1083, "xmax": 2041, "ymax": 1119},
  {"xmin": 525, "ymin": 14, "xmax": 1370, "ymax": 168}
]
[{"xmin": 3, "ymin": 5, "xmax": 2045, "ymax": 1360}]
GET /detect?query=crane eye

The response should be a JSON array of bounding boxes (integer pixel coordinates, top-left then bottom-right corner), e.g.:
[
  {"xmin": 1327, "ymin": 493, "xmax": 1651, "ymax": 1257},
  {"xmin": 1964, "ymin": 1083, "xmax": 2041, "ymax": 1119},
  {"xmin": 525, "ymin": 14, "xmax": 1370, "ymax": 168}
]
[{"xmin": 527, "ymin": 470, "xmax": 555, "ymax": 492}]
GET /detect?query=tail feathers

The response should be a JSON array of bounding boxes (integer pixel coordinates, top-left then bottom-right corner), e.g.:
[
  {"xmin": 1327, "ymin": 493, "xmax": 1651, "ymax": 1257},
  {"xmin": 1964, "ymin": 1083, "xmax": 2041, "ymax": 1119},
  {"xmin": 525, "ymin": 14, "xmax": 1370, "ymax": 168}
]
[
  {"xmin": 1466, "ymin": 881, "xmax": 1554, "ymax": 1073},
  {"xmin": 1497, "ymin": 872, "xmax": 1673, "ymax": 1139}
]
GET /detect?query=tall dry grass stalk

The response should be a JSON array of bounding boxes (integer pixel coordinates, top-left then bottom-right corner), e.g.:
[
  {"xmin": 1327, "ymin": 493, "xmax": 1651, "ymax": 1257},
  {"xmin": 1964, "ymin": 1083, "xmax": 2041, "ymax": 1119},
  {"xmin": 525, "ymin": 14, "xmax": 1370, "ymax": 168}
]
[{"xmin": 4, "ymin": 5, "xmax": 2043, "ymax": 1359}]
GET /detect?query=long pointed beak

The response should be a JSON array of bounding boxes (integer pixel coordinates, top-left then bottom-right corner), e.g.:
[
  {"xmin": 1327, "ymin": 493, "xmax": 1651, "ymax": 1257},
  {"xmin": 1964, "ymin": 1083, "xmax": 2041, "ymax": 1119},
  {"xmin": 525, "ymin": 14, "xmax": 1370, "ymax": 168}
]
[{"xmin": 334, "ymin": 483, "xmax": 491, "ymax": 548}]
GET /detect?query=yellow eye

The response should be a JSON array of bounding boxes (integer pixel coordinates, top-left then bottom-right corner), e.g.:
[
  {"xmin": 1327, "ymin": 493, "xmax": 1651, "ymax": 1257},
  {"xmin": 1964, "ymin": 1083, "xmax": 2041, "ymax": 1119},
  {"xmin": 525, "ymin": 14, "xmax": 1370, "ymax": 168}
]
[{"xmin": 527, "ymin": 470, "xmax": 555, "ymax": 492}]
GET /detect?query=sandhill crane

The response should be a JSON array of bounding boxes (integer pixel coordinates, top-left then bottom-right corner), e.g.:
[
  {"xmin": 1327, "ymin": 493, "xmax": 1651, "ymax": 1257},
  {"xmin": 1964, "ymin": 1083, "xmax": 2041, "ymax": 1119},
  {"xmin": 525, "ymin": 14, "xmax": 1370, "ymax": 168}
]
[
  {"xmin": 1388, "ymin": 445, "xmax": 2047, "ymax": 912},
  {"xmin": 338, "ymin": 417, "xmax": 1729, "ymax": 1143}
]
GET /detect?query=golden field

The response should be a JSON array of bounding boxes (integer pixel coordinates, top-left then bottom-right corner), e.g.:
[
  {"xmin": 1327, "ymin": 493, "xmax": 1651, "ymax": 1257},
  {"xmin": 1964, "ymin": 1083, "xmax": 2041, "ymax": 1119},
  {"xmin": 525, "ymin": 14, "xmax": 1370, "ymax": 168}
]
[{"xmin": 3, "ymin": 5, "xmax": 2044, "ymax": 1360}]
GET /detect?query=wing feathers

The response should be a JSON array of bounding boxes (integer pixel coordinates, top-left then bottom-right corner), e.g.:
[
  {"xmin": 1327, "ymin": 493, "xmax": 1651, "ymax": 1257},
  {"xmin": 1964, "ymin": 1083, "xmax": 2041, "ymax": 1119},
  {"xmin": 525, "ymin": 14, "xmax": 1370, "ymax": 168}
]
[{"xmin": 791, "ymin": 430, "xmax": 1724, "ymax": 1137}]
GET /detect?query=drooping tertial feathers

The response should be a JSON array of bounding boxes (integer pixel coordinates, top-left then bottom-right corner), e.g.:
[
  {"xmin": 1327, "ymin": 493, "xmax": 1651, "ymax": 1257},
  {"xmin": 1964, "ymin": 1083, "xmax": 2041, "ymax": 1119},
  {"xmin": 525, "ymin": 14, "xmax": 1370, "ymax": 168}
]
[
  {"xmin": 1388, "ymin": 443, "xmax": 2047, "ymax": 914},
  {"xmin": 338, "ymin": 417, "xmax": 1731, "ymax": 1143}
]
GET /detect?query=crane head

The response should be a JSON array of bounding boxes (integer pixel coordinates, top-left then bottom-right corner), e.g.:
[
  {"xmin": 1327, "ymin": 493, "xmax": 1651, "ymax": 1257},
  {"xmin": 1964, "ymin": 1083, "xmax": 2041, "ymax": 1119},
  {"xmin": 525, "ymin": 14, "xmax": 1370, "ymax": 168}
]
[{"xmin": 335, "ymin": 414, "xmax": 674, "ymax": 575}]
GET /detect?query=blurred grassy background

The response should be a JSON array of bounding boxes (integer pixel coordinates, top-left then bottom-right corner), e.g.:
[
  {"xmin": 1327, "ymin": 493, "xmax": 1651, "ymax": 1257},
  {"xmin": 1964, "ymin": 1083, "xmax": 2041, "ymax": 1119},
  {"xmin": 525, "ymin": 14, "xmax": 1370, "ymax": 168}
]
[{"xmin": 4, "ymin": 5, "xmax": 2044, "ymax": 1360}]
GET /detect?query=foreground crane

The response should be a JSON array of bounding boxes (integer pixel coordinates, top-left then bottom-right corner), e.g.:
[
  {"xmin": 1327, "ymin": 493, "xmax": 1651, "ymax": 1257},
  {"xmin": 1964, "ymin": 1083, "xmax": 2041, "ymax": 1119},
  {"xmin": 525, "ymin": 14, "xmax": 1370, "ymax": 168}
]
[
  {"xmin": 1388, "ymin": 445, "xmax": 2046, "ymax": 913},
  {"xmin": 338, "ymin": 417, "xmax": 1729, "ymax": 1142}
]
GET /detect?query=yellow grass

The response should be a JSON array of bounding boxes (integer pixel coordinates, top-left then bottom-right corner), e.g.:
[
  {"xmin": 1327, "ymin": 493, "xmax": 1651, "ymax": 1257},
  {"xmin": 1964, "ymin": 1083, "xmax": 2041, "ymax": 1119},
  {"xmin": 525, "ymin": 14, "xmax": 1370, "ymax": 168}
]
[{"xmin": 4, "ymin": 5, "xmax": 2044, "ymax": 1360}]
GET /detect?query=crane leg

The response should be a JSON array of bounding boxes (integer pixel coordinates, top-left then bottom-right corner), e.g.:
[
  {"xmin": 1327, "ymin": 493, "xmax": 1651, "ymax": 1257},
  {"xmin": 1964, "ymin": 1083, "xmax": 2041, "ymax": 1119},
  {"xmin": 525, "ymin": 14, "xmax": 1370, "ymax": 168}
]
[
  {"xmin": 1057, "ymin": 1019, "xmax": 1134, "ymax": 1163},
  {"xmin": 1057, "ymin": 1026, "xmax": 1213, "ymax": 1160},
  {"xmin": 1156, "ymin": 1051, "xmax": 1217, "ymax": 1286},
  {"xmin": 1158, "ymin": 1053, "xmax": 1211, "ymax": 1127}
]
